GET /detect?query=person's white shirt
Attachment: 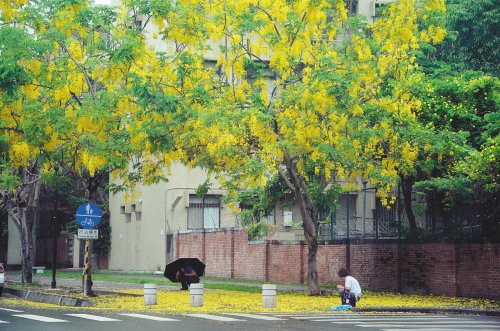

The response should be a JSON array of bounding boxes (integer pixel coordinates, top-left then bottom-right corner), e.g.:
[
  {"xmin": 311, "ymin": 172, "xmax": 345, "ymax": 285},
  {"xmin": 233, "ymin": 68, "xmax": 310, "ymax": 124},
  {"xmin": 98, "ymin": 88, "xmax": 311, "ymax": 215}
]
[{"xmin": 345, "ymin": 275, "xmax": 362, "ymax": 299}]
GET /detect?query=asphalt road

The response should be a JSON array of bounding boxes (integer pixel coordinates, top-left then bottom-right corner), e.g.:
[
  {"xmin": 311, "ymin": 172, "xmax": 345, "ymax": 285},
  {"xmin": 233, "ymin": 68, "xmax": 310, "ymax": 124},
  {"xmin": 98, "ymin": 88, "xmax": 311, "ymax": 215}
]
[{"xmin": 1, "ymin": 299, "xmax": 500, "ymax": 331}]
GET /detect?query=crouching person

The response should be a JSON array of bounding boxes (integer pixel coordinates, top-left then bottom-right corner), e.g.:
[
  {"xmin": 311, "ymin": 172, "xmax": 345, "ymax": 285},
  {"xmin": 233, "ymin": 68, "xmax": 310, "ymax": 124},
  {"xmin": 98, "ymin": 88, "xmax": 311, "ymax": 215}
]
[
  {"xmin": 176, "ymin": 265, "xmax": 200, "ymax": 290},
  {"xmin": 336, "ymin": 268, "xmax": 362, "ymax": 307}
]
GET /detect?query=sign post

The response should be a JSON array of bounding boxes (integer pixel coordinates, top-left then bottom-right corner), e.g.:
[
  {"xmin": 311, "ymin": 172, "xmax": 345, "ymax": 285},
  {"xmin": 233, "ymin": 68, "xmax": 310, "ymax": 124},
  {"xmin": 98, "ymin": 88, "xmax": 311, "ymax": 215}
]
[{"xmin": 76, "ymin": 202, "xmax": 102, "ymax": 297}]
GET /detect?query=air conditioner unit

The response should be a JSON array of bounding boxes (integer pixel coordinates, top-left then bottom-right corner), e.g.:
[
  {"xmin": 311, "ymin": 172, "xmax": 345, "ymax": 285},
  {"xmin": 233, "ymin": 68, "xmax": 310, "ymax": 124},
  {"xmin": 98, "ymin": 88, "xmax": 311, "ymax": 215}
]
[{"xmin": 283, "ymin": 210, "xmax": 293, "ymax": 227}]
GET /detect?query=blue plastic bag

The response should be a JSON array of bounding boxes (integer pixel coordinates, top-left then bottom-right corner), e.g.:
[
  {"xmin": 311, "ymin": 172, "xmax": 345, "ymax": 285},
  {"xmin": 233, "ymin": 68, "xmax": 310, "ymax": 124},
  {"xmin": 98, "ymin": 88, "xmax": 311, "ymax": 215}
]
[{"xmin": 329, "ymin": 304, "xmax": 353, "ymax": 311}]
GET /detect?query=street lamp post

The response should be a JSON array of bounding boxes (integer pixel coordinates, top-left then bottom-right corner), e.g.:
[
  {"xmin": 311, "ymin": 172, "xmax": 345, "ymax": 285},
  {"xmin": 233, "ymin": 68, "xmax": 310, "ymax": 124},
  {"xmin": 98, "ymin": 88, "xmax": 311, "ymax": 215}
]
[
  {"xmin": 51, "ymin": 213, "xmax": 57, "ymax": 288},
  {"xmin": 362, "ymin": 181, "xmax": 367, "ymax": 239},
  {"xmin": 51, "ymin": 166, "xmax": 59, "ymax": 289}
]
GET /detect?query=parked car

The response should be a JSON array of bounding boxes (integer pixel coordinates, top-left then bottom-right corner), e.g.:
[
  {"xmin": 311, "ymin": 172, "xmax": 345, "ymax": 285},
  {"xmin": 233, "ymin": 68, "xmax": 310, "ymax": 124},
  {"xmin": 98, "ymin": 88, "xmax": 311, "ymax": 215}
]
[{"xmin": 0, "ymin": 263, "xmax": 4, "ymax": 296}]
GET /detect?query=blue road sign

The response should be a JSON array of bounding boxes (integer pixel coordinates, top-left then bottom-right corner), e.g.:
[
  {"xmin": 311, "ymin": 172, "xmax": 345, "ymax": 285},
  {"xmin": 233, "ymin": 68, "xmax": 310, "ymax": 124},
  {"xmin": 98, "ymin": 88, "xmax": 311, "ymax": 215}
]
[{"xmin": 76, "ymin": 202, "xmax": 102, "ymax": 229}]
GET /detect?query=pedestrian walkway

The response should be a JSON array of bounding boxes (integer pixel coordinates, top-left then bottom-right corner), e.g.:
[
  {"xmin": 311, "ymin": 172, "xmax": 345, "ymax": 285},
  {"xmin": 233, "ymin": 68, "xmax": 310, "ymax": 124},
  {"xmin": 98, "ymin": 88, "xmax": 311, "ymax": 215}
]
[
  {"xmin": 279, "ymin": 312, "xmax": 500, "ymax": 330},
  {"xmin": 1, "ymin": 307, "xmax": 499, "ymax": 329}
]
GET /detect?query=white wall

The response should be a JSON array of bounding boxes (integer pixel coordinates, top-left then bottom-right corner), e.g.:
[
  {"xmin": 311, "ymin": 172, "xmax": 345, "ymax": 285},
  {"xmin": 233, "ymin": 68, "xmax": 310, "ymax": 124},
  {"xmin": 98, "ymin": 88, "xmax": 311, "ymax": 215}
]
[
  {"xmin": 109, "ymin": 163, "xmax": 235, "ymax": 270},
  {"xmin": 7, "ymin": 218, "xmax": 21, "ymax": 265}
]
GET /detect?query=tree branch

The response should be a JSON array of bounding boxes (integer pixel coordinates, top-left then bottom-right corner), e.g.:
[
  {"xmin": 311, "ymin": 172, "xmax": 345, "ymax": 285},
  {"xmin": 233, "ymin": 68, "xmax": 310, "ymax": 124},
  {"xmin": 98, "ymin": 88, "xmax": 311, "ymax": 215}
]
[
  {"xmin": 277, "ymin": 166, "xmax": 295, "ymax": 192},
  {"xmin": 0, "ymin": 126, "xmax": 23, "ymax": 134},
  {"xmin": 254, "ymin": 5, "xmax": 281, "ymax": 37}
]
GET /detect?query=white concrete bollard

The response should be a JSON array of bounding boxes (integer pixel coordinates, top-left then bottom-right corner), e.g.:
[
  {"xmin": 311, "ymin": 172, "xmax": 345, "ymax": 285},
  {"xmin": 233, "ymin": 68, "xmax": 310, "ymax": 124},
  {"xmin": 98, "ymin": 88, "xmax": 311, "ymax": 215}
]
[
  {"xmin": 262, "ymin": 284, "xmax": 277, "ymax": 308},
  {"xmin": 144, "ymin": 283, "xmax": 158, "ymax": 306},
  {"xmin": 190, "ymin": 283, "xmax": 204, "ymax": 307}
]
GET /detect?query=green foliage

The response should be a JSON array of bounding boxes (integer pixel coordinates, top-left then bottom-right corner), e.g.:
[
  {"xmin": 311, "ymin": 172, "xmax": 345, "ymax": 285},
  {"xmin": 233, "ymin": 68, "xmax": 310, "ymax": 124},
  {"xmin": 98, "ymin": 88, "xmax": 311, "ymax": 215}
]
[
  {"xmin": 402, "ymin": 3, "xmax": 500, "ymax": 237},
  {"xmin": 456, "ymin": 136, "xmax": 500, "ymax": 193},
  {"xmin": 307, "ymin": 180, "xmax": 341, "ymax": 214},
  {"xmin": 243, "ymin": 176, "xmax": 289, "ymax": 209},
  {"xmin": 415, "ymin": 177, "xmax": 473, "ymax": 198},
  {"xmin": 0, "ymin": 27, "xmax": 33, "ymax": 93},
  {"xmin": 195, "ymin": 179, "xmax": 212, "ymax": 198},
  {"xmin": 244, "ymin": 221, "xmax": 272, "ymax": 241},
  {"xmin": 66, "ymin": 219, "xmax": 79, "ymax": 233},
  {"xmin": 0, "ymin": 170, "xmax": 21, "ymax": 190},
  {"xmin": 439, "ymin": 0, "xmax": 499, "ymax": 75},
  {"xmin": 234, "ymin": 176, "xmax": 292, "ymax": 240}
]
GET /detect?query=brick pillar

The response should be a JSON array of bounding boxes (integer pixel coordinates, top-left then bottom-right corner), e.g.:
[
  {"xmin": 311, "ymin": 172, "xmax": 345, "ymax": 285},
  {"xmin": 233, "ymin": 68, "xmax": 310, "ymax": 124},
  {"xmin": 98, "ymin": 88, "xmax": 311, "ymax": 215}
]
[
  {"xmin": 345, "ymin": 240, "xmax": 351, "ymax": 271},
  {"xmin": 265, "ymin": 241, "xmax": 270, "ymax": 281},
  {"xmin": 202, "ymin": 231, "xmax": 206, "ymax": 263},
  {"xmin": 230, "ymin": 229, "xmax": 235, "ymax": 278},
  {"xmin": 300, "ymin": 242, "xmax": 305, "ymax": 283}
]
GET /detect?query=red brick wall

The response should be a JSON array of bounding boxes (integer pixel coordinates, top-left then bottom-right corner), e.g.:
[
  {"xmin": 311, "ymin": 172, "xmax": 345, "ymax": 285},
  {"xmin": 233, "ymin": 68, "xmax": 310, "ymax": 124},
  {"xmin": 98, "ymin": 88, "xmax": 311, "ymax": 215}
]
[
  {"xmin": 349, "ymin": 243, "xmax": 400, "ymax": 292},
  {"xmin": 457, "ymin": 243, "xmax": 500, "ymax": 298},
  {"xmin": 175, "ymin": 229, "xmax": 500, "ymax": 299},
  {"xmin": 204, "ymin": 230, "xmax": 234, "ymax": 278},
  {"xmin": 267, "ymin": 242, "xmax": 302, "ymax": 282},
  {"xmin": 398, "ymin": 244, "xmax": 457, "ymax": 296},
  {"xmin": 317, "ymin": 244, "xmax": 345, "ymax": 284},
  {"xmin": 234, "ymin": 234, "xmax": 266, "ymax": 280},
  {"xmin": 177, "ymin": 232, "xmax": 204, "ymax": 261}
]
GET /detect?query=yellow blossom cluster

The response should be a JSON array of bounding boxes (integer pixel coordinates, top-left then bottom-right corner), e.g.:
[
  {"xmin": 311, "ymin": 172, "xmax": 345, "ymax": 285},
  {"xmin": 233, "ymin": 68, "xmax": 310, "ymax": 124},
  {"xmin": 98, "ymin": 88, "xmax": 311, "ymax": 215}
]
[
  {"xmin": 80, "ymin": 152, "xmax": 107, "ymax": 177},
  {"xmin": 0, "ymin": 0, "xmax": 28, "ymax": 21},
  {"xmin": 9, "ymin": 142, "xmax": 31, "ymax": 168}
]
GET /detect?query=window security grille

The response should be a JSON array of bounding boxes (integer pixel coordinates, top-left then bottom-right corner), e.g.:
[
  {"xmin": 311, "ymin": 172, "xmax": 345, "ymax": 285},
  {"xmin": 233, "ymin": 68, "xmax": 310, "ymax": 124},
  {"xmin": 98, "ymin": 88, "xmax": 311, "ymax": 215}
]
[{"xmin": 188, "ymin": 194, "xmax": 221, "ymax": 229}]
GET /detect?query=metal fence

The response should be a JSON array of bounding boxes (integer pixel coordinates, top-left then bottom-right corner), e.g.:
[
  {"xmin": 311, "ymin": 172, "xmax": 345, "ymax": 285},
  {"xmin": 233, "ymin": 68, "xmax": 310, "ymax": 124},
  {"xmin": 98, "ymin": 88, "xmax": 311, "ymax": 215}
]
[
  {"xmin": 317, "ymin": 187, "xmax": 497, "ymax": 241},
  {"xmin": 318, "ymin": 189, "xmax": 408, "ymax": 240}
]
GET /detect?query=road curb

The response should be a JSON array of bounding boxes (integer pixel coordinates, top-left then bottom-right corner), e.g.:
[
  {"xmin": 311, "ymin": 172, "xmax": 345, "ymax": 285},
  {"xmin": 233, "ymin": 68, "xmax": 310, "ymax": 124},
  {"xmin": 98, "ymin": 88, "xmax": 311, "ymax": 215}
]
[
  {"xmin": 355, "ymin": 307, "xmax": 500, "ymax": 317},
  {"xmin": 5, "ymin": 287, "xmax": 93, "ymax": 307}
]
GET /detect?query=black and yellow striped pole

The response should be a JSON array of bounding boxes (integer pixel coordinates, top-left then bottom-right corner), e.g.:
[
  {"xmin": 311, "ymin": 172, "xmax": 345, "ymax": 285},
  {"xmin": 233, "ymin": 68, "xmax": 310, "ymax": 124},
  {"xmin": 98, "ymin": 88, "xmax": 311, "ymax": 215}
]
[{"xmin": 83, "ymin": 239, "xmax": 92, "ymax": 296}]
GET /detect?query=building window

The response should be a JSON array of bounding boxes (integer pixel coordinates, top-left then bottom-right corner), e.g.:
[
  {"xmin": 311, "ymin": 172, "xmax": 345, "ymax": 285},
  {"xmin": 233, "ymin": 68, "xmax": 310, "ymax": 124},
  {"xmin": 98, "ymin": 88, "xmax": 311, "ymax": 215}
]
[
  {"xmin": 188, "ymin": 194, "xmax": 220, "ymax": 229},
  {"xmin": 336, "ymin": 193, "xmax": 358, "ymax": 223},
  {"xmin": 346, "ymin": 0, "xmax": 358, "ymax": 16},
  {"xmin": 374, "ymin": 1, "xmax": 390, "ymax": 21}
]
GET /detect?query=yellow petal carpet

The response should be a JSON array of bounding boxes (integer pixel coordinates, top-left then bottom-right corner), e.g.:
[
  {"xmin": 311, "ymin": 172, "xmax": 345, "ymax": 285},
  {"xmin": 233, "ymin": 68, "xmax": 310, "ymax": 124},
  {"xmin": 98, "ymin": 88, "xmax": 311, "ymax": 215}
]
[{"xmin": 3, "ymin": 289, "xmax": 499, "ymax": 313}]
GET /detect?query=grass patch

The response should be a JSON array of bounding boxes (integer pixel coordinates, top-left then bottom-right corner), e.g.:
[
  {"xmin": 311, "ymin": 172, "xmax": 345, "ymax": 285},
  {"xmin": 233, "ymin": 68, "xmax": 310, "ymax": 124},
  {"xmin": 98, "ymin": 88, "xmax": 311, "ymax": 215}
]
[
  {"xmin": 27, "ymin": 270, "xmax": 290, "ymax": 293},
  {"xmin": 50, "ymin": 272, "xmax": 267, "ymax": 292},
  {"xmin": 203, "ymin": 283, "xmax": 262, "ymax": 293},
  {"xmin": 49, "ymin": 272, "xmax": 174, "ymax": 285},
  {"xmin": 7, "ymin": 281, "xmax": 43, "ymax": 290}
]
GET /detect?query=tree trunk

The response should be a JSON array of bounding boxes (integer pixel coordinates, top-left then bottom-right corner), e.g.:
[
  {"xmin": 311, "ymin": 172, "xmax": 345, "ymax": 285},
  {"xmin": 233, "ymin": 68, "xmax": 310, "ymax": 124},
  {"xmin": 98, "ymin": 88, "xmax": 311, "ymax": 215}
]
[
  {"xmin": 282, "ymin": 154, "xmax": 321, "ymax": 295},
  {"xmin": 19, "ymin": 206, "xmax": 34, "ymax": 284},
  {"xmin": 0, "ymin": 212, "xmax": 7, "ymax": 263},
  {"xmin": 8, "ymin": 198, "xmax": 37, "ymax": 284},
  {"xmin": 82, "ymin": 173, "xmax": 105, "ymax": 296},
  {"xmin": 306, "ymin": 234, "xmax": 320, "ymax": 295},
  {"xmin": 3, "ymin": 165, "xmax": 40, "ymax": 284},
  {"xmin": 400, "ymin": 175, "xmax": 418, "ymax": 234}
]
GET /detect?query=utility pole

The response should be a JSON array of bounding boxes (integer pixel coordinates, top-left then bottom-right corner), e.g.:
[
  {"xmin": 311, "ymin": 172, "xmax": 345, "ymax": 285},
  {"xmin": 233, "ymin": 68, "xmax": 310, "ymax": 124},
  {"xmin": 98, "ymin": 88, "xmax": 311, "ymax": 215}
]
[
  {"xmin": 362, "ymin": 181, "xmax": 367, "ymax": 238},
  {"xmin": 51, "ymin": 166, "xmax": 59, "ymax": 289}
]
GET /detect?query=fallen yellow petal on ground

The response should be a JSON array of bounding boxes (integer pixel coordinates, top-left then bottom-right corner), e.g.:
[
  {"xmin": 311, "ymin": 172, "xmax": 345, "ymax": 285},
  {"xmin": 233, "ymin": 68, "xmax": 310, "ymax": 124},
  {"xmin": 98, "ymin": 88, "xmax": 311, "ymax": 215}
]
[{"xmin": 3, "ymin": 289, "xmax": 499, "ymax": 313}]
